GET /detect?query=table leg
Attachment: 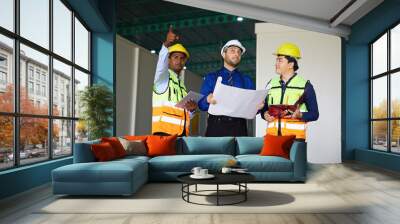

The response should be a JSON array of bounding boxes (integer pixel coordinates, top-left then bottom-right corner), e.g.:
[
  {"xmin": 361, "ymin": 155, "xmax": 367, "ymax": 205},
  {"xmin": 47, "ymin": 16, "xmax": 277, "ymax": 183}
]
[
  {"xmin": 187, "ymin": 184, "xmax": 190, "ymax": 202},
  {"xmin": 217, "ymin": 184, "xmax": 219, "ymax": 206},
  {"xmin": 245, "ymin": 183, "xmax": 247, "ymax": 201}
]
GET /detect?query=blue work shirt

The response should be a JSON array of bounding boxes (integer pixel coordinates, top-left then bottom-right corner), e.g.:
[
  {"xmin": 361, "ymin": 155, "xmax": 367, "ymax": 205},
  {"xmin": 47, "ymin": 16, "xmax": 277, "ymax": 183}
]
[
  {"xmin": 198, "ymin": 67, "xmax": 255, "ymax": 111},
  {"xmin": 260, "ymin": 75, "xmax": 319, "ymax": 122}
]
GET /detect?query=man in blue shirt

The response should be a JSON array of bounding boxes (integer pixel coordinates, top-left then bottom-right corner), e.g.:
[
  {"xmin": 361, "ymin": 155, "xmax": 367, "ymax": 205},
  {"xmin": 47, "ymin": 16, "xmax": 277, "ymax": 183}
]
[{"xmin": 198, "ymin": 40, "xmax": 256, "ymax": 137}]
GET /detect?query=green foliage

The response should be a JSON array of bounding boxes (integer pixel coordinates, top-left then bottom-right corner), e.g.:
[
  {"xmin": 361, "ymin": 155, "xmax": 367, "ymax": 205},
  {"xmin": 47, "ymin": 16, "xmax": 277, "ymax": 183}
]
[
  {"xmin": 372, "ymin": 99, "xmax": 400, "ymax": 140},
  {"xmin": 79, "ymin": 84, "xmax": 113, "ymax": 140}
]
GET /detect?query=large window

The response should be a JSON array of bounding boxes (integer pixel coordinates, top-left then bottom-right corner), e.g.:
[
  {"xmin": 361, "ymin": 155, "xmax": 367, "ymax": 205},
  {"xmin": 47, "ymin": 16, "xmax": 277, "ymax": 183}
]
[
  {"xmin": 371, "ymin": 23, "xmax": 400, "ymax": 153},
  {"xmin": 0, "ymin": 0, "xmax": 91, "ymax": 170}
]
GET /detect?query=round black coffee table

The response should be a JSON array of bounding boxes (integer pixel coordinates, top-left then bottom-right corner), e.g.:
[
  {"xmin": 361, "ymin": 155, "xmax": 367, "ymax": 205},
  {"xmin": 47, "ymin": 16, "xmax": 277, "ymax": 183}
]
[{"xmin": 177, "ymin": 173, "xmax": 255, "ymax": 206}]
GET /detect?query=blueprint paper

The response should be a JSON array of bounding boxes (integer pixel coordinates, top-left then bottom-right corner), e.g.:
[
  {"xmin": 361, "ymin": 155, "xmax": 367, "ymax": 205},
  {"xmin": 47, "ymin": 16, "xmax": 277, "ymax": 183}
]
[{"xmin": 208, "ymin": 77, "xmax": 268, "ymax": 119}]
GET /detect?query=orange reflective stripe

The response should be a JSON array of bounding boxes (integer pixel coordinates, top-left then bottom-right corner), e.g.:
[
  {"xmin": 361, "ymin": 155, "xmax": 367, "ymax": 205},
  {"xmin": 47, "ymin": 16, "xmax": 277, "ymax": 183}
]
[
  {"xmin": 152, "ymin": 105, "xmax": 190, "ymax": 135},
  {"xmin": 266, "ymin": 118, "xmax": 306, "ymax": 139},
  {"xmin": 267, "ymin": 126, "xmax": 278, "ymax": 135}
]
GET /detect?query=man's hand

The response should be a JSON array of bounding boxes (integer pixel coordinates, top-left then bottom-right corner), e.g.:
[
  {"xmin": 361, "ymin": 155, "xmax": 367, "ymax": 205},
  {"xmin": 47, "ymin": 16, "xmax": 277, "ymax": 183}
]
[
  {"xmin": 207, "ymin": 93, "xmax": 217, "ymax": 104},
  {"xmin": 257, "ymin": 102, "xmax": 265, "ymax": 111},
  {"xmin": 264, "ymin": 111, "xmax": 275, "ymax": 122},
  {"xmin": 184, "ymin": 100, "xmax": 197, "ymax": 112},
  {"xmin": 284, "ymin": 105, "xmax": 302, "ymax": 119},
  {"xmin": 164, "ymin": 25, "xmax": 179, "ymax": 48}
]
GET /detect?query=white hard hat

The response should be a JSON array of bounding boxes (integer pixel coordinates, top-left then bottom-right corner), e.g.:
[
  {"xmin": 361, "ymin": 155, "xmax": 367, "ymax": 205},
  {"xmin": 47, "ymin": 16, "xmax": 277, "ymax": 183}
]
[{"xmin": 220, "ymin": 39, "xmax": 246, "ymax": 56}]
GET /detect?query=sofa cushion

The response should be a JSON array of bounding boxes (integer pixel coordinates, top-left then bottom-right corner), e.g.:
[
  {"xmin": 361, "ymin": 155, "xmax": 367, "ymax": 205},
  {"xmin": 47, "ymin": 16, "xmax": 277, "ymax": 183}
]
[
  {"xmin": 118, "ymin": 138, "xmax": 147, "ymax": 156},
  {"xmin": 181, "ymin": 137, "xmax": 235, "ymax": 155},
  {"xmin": 52, "ymin": 159, "xmax": 147, "ymax": 183},
  {"xmin": 148, "ymin": 154, "xmax": 235, "ymax": 172},
  {"xmin": 74, "ymin": 139, "xmax": 100, "ymax": 163},
  {"xmin": 236, "ymin": 155, "xmax": 293, "ymax": 172},
  {"xmin": 147, "ymin": 135, "xmax": 177, "ymax": 157},
  {"xmin": 115, "ymin": 155, "xmax": 150, "ymax": 164},
  {"xmin": 101, "ymin": 137, "xmax": 127, "ymax": 158},
  {"xmin": 236, "ymin": 137, "xmax": 263, "ymax": 155},
  {"xmin": 260, "ymin": 134, "xmax": 296, "ymax": 159},
  {"xmin": 91, "ymin": 142, "xmax": 118, "ymax": 161}
]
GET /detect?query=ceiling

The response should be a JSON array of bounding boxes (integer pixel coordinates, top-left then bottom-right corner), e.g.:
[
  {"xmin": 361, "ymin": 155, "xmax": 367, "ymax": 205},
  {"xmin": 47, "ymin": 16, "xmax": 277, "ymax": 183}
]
[
  {"xmin": 216, "ymin": 0, "xmax": 370, "ymax": 25},
  {"xmin": 116, "ymin": 0, "xmax": 383, "ymax": 79},
  {"xmin": 116, "ymin": 0, "xmax": 258, "ymax": 78}
]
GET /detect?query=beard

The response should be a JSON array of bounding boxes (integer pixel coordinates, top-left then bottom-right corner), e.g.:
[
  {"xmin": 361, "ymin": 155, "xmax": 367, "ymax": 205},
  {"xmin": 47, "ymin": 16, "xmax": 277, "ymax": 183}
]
[{"xmin": 224, "ymin": 57, "xmax": 240, "ymax": 67}]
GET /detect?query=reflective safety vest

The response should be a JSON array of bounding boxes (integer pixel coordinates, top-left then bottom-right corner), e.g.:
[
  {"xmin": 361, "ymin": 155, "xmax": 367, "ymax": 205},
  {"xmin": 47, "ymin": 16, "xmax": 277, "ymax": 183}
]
[
  {"xmin": 266, "ymin": 75, "xmax": 308, "ymax": 139},
  {"xmin": 152, "ymin": 70, "xmax": 190, "ymax": 136}
]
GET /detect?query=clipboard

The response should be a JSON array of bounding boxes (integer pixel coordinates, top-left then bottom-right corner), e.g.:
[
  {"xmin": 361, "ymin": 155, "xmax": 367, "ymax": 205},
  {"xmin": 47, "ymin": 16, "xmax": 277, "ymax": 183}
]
[{"xmin": 175, "ymin": 91, "xmax": 204, "ymax": 108}]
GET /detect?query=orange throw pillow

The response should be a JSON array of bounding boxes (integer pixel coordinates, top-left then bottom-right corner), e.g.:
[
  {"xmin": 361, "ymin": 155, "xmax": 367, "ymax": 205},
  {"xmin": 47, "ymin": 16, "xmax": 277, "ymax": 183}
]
[
  {"xmin": 260, "ymin": 134, "xmax": 296, "ymax": 159},
  {"xmin": 91, "ymin": 142, "xmax": 117, "ymax": 161},
  {"xmin": 146, "ymin": 135, "xmax": 177, "ymax": 157},
  {"xmin": 101, "ymin": 137, "xmax": 127, "ymax": 158}
]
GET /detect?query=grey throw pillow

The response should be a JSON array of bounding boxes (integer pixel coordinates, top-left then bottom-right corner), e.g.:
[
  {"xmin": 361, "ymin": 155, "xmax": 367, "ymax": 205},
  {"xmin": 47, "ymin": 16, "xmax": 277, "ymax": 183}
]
[{"xmin": 118, "ymin": 137, "xmax": 147, "ymax": 156}]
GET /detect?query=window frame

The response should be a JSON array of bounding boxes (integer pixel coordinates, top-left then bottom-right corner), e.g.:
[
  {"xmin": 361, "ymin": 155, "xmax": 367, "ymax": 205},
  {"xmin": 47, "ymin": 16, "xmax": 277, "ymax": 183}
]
[
  {"xmin": 0, "ymin": 0, "xmax": 92, "ymax": 171},
  {"xmin": 370, "ymin": 20, "xmax": 400, "ymax": 154}
]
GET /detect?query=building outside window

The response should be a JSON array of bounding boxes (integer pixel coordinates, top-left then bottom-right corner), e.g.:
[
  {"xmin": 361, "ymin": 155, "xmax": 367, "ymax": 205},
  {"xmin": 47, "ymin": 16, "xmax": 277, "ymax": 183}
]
[
  {"xmin": 0, "ymin": 0, "xmax": 91, "ymax": 170},
  {"xmin": 371, "ymin": 23, "xmax": 400, "ymax": 154},
  {"xmin": 28, "ymin": 81, "xmax": 34, "ymax": 94},
  {"xmin": 28, "ymin": 66, "xmax": 34, "ymax": 80}
]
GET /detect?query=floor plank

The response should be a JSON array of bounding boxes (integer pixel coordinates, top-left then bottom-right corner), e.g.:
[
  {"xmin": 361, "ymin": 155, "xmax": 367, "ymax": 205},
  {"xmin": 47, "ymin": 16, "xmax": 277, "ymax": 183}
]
[{"xmin": 1, "ymin": 162, "xmax": 400, "ymax": 224}]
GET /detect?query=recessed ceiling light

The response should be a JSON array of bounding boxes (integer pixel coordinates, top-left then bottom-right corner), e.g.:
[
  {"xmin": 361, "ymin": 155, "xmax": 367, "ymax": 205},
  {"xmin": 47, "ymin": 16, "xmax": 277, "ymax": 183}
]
[
  {"xmin": 237, "ymin": 17, "xmax": 244, "ymax": 22},
  {"xmin": 150, "ymin": 50, "xmax": 156, "ymax": 54},
  {"xmin": 183, "ymin": 66, "xmax": 187, "ymax": 70}
]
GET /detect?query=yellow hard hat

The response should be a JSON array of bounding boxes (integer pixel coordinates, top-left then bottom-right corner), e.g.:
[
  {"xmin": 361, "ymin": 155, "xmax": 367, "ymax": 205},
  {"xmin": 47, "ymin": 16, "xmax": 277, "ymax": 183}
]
[
  {"xmin": 168, "ymin": 43, "xmax": 190, "ymax": 59},
  {"xmin": 273, "ymin": 42, "xmax": 301, "ymax": 59}
]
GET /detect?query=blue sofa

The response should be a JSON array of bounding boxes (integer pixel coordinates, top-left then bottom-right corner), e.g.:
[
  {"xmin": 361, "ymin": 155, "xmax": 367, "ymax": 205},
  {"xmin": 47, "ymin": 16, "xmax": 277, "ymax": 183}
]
[{"xmin": 52, "ymin": 137, "xmax": 307, "ymax": 195}]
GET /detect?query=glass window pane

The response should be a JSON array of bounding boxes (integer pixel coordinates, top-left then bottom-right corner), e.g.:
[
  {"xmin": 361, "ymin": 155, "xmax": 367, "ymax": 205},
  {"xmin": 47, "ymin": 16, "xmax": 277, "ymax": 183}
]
[
  {"xmin": 20, "ymin": 44, "xmax": 49, "ymax": 115},
  {"xmin": 53, "ymin": 0, "xmax": 72, "ymax": 60},
  {"xmin": 0, "ymin": 0, "xmax": 14, "ymax": 31},
  {"xmin": 53, "ymin": 59, "xmax": 72, "ymax": 117},
  {"xmin": 74, "ymin": 69, "xmax": 89, "ymax": 118},
  {"xmin": 0, "ymin": 116, "xmax": 14, "ymax": 170},
  {"xmin": 372, "ymin": 33, "xmax": 387, "ymax": 76},
  {"xmin": 391, "ymin": 72, "xmax": 400, "ymax": 118},
  {"xmin": 372, "ymin": 77, "xmax": 387, "ymax": 119},
  {"xmin": 372, "ymin": 121, "xmax": 388, "ymax": 151},
  {"xmin": 0, "ymin": 34, "xmax": 14, "ymax": 112},
  {"xmin": 74, "ymin": 17, "xmax": 89, "ymax": 70},
  {"xmin": 391, "ymin": 24, "xmax": 400, "ymax": 70},
  {"xmin": 75, "ymin": 120, "xmax": 88, "ymax": 143},
  {"xmin": 391, "ymin": 120, "xmax": 400, "ymax": 153},
  {"xmin": 53, "ymin": 119, "xmax": 72, "ymax": 158},
  {"xmin": 20, "ymin": 0, "xmax": 49, "ymax": 49},
  {"xmin": 20, "ymin": 117, "xmax": 49, "ymax": 165}
]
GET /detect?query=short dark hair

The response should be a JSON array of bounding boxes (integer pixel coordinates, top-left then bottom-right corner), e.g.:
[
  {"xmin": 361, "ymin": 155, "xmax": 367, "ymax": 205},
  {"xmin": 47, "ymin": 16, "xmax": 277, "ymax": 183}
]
[
  {"xmin": 278, "ymin": 55, "xmax": 299, "ymax": 71},
  {"xmin": 285, "ymin": 55, "xmax": 299, "ymax": 71}
]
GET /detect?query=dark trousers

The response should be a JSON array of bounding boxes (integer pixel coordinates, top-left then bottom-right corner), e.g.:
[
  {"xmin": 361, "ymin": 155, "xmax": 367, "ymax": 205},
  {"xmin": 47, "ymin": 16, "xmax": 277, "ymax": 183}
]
[{"xmin": 205, "ymin": 114, "xmax": 248, "ymax": 137}]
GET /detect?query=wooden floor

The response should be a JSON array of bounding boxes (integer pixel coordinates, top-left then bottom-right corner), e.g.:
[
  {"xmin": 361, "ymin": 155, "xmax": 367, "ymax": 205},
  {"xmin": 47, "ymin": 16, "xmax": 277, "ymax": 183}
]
[{"xmin": 1, "ymin": 162, "xmax": 400, "ymax": 224}]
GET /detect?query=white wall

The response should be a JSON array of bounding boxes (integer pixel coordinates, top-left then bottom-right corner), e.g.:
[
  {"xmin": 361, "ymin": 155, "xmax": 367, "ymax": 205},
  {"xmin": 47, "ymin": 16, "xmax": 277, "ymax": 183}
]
[
  {"xmin": 182, "ymin": 69, "xmax": 206, "ymax": 136},
  {"xmin": 116, "ymin": 35, "xmax": 205, "ymax": 136},
  {"xmin": 255, "ymin": 23, "xmax": 342, "ymax": 164},
  {"xmin": 116, "ymin": 36, "xmax": 137, "ymax": 136}
]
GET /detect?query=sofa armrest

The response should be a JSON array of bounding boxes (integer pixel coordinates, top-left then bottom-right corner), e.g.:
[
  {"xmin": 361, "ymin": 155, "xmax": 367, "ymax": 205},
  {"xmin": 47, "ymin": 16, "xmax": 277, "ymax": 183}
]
[
  {"xmin": 289, "ymin": 141, "xmax": 307, "ymax": 181},
  {"xmin": 73, "ymin": 140, "xmax": 99, "ymax": 163}
]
